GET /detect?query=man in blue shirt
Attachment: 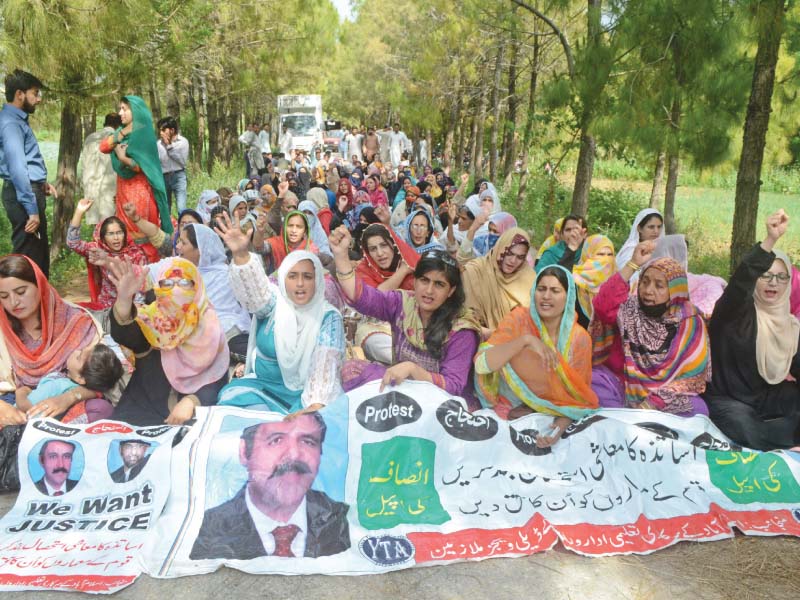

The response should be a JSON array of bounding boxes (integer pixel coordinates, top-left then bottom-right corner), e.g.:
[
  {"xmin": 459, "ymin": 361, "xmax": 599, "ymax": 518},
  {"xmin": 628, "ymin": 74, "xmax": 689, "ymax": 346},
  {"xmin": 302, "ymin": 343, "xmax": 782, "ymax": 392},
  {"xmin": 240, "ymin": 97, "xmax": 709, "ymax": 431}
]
[{"xmin": 0, "ymin": 70, "xmax": 58, "ymax": 277}]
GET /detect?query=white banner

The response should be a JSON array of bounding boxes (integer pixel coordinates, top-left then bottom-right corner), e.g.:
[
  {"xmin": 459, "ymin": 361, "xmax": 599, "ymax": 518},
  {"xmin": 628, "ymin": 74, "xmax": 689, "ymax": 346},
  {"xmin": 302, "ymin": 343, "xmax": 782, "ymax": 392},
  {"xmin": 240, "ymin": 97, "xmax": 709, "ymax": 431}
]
[{"xmin": 1, "ymin": 381, "xmax": 800, "ymax": 592}]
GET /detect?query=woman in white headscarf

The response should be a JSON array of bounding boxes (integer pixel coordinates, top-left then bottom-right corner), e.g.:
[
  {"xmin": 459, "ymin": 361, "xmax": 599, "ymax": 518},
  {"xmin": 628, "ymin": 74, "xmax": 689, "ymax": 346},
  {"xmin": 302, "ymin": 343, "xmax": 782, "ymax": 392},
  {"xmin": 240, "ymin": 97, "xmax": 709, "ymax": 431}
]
[
  {"xmin": 705, "ymin": 210, "xmax": 800, "ymax": 451},
  {"xmin": 615, "ymin": 208, "xmax": 665, "ymax": 271},
  {"xmin": 215, "ymin": 212, "xmax": 344, "ymax": 415},
  {"xmin": 195, "ymin": 190, "xmax": 221, "ymax": 225},
  {"xmin": 298, "ymin": 200, "xmax": 332, "ymax": 256}
]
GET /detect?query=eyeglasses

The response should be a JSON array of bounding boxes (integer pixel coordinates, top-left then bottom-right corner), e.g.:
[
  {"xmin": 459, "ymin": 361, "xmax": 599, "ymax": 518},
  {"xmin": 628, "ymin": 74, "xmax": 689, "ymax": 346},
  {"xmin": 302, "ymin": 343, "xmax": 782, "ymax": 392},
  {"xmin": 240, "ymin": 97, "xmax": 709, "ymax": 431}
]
[
  {"xmin": 410, "ymin": 224, "xmax": 429, "ymax": 231},
  {"xmin": 158, "ymin": 278, "xmax": 196, "ymax": 290},
  {"xmin": 759, "ymin": 272, "xmax": 790, "ymax": 285},
  {"xmin": 423, "ymin": 249, "xmax": 457, "ymax": 267}
]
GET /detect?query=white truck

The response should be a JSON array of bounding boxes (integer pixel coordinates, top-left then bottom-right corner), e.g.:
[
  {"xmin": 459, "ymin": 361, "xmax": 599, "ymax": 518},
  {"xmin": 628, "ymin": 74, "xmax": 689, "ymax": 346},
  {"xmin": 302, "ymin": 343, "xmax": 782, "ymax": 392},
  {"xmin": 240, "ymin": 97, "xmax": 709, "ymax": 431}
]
[{"xmin": 277, "ymin": 94, "xmax": 324, "ymax": 154}]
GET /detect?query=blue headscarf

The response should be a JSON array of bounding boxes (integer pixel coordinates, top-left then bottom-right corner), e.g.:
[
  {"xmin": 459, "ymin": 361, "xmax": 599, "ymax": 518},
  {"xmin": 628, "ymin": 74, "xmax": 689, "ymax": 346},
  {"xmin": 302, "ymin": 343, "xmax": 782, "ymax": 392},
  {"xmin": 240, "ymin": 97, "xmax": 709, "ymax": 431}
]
[{"xmin": 404, "ymin": 209, "xmax": 443, "ymax": 254}]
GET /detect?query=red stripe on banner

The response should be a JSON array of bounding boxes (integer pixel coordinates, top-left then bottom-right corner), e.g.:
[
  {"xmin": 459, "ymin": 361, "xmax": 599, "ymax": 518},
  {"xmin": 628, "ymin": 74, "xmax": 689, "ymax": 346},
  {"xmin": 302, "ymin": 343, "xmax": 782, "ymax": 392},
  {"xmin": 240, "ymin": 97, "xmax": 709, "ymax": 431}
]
[
  {"xmin": 0, "ymin": 574, "xmax": 137, "ymax": 593},
  {"xmin": 408, "ymin": 513, "xmax": 559, "ymax": 563},
  {"xmin": 410, "ymin": 505, "xmax": 800, "ymax": 563},
  {"xmin": 554, "ymin": 504, "xmax": 800, "ymax": 556}
]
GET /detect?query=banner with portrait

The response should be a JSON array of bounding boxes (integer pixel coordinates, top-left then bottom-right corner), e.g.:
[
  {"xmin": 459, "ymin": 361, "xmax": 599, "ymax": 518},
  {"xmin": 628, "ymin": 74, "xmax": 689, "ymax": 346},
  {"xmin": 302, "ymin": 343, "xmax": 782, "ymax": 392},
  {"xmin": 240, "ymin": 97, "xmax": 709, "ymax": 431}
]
[
  {"xmin": 1, "ymin": 380, "xmax": 800, "ymax": 593},
  {"xmin": 0, "ymin": 419, "xmax": 180, "ymax": 593},
  {"xmin": 150, "ymin": 381, "xmax": 800, "ymax": 579}
]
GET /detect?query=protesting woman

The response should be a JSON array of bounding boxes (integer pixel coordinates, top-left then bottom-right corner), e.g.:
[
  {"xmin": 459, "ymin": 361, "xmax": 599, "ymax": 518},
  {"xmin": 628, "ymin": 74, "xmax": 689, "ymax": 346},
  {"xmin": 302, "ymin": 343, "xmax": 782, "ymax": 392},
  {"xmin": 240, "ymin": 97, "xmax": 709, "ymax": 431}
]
[
  {"xmin": 330, "ymin": 226, "xmax": 481, "ymax": 404},
  {"xmin": 215, "ymin": 213, "xmax": 344, "ymax": 415},
  {"xmin": 474, "ymin": 266, "xmax": 598, "ymax": 446},
  {"xmin": 590, "ymin": 241, "xmax": 710, "ymax": 416}
]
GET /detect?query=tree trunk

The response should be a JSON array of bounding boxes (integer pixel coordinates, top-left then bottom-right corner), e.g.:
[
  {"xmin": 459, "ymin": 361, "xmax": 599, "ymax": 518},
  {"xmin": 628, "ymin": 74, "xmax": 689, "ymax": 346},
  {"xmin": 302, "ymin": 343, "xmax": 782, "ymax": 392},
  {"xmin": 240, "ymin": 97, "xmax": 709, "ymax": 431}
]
[
  {"xmin": 731, "ymin": 0, "xmax": 785, "ymax": 273},
  {"xmin": 570, "ymin": 0, "xmax": 604, "ymax": 217},
  {"xmin": 473, "ymin": 79, "xmax": 490, "ymax": 179},
  {"xmin": 571, "ymin": 129, "xmax": 595, "ymax": 217},
  {"xmin": 649, "ymin": 150, "xmax": 666, "ymax": 208},
  {"xmin": 468, "ymin": 106, "xmax": 480, "ymax": 174},
  {"xmin": 82, "ymin": 108, "xmax": 95, "ymax": 141},
  {"xmin": 51, "ymin": 98, "xmax": 83, "ymax": 260},
  {"xmin": 425, "ymin": 128, "xmax": 432, "ymax": 165},
  {"xmin": 489, "ymin": 44, "xmax": 505, "ymax": 182},
  {"xmin": 502, "ymin": 17, "xmax": 520, "ymax": 179},
  {"xmin": 442, "ymin": 74, "xmax": 462, "ymax": 167},
  {"xmin": 516, "ymin": 34, "xmax": 541, "ymax": 211},
  {"xmin": 148, "ymin": 73, "xmax": 161, "ymax": 122},
  {"xmin": 664, "ymin": 149, "xmax": 680, "ymax": 234}
]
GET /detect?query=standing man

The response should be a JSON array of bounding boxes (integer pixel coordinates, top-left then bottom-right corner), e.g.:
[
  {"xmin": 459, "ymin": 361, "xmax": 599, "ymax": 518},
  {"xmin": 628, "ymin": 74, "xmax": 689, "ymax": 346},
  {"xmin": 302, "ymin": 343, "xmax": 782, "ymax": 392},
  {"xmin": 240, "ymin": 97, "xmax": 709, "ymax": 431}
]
[
  {"xmin": 258, "ymin": 123, "xmax": 272, "ymax": 158},
  {"xmin": 363, "ymin": 127, "xmax": 380, "ymax": 165},
  {"xmin": 0, "ymin": 70, "xmax": 57, "ymax": 277},
  {"xmin": 156, "ymin": 116, "xmax": 189, "ymax": 213},
  {"xmin": 279, "ymin": 125, "xmax": 294, "ymax": 161},
  {"xmin": 388, "ymin": 122, "xmax": 411, "ymax": 168},
  {"xmin": 80, "ymin": 112, "xmax": 121, "ymax": 225},
  {"xmin": 344, "ymin": 126, "xmax": 363, "ymax": 164}
]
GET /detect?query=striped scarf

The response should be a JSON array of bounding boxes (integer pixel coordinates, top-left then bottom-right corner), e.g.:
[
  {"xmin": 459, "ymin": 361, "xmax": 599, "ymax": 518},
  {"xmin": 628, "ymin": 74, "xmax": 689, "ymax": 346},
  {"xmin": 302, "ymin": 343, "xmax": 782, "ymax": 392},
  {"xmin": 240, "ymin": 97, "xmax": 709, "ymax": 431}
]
[{"xmin": 618, "ymin": 258, "xmax": 709, "ymax": 413}]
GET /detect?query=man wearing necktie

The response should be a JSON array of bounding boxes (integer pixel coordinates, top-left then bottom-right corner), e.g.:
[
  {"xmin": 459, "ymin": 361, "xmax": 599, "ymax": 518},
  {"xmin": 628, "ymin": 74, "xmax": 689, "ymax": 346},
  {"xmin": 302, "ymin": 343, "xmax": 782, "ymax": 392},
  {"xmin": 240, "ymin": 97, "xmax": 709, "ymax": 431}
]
[
  {"xmin": 190, "ymin": 412, "xmax": 350, "ymax": 560},
  {"xmin": 110, "ymin": 440, "xmax": 151, "ymax": 483},
  {"xmin": 34, "ymin": 439, "xmax": 78, "ymax": 496}
]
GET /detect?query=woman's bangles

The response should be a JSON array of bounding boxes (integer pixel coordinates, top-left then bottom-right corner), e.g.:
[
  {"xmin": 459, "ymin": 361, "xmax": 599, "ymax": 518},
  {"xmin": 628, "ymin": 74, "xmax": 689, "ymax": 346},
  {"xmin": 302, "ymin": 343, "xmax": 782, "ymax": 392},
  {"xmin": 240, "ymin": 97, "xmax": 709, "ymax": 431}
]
[{"xmin": 336, "ymin": 267, "xmax": 355, "ymax": 281}]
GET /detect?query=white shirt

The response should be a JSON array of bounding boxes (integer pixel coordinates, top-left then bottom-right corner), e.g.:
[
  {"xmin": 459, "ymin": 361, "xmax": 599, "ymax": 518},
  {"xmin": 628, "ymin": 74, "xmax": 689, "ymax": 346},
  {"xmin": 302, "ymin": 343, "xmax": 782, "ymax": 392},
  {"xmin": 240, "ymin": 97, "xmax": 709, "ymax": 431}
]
[
  {"xmin": 258, "ymin": 130, "xmax": 272, "ymax": 154},
  {"xmin": 245, "ymin": 487, "xmax": 308, "ymax": 558},
  {"xmin": 279, "ymin": 132, "xmax": 294, "ymax": 157},
  {"xmin": 43, "ymin": 478, "xmax": 66, "ymax": 496}
]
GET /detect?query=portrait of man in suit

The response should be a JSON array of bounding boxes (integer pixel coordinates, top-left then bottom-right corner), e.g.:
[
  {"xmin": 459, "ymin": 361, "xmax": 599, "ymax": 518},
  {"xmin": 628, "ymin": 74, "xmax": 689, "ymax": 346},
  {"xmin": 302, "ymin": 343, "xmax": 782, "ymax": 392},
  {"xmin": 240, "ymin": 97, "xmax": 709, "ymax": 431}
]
[
  {"xmin": 109, "ymin": 440, "xmax": 152, "ymax": 483},
  {"xmin": 34, "ymin": 439, "xmax": 78, "ymax": 496},
  {"xmin": 190, "ymin": 412, "xmax": 350, "ymax": 560}
]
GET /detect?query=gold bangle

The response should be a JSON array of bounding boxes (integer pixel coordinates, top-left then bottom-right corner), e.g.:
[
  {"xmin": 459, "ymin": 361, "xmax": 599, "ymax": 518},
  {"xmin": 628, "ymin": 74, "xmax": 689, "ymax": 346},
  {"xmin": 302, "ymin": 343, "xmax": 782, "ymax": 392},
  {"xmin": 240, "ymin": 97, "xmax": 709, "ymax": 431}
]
[
  {"xmin": 626, "ymin": 260, "xmax": 641, "ymax": 272},
  {"xmin": 337, "ymin": 269, "xmax": 355, "ymax": 281}
]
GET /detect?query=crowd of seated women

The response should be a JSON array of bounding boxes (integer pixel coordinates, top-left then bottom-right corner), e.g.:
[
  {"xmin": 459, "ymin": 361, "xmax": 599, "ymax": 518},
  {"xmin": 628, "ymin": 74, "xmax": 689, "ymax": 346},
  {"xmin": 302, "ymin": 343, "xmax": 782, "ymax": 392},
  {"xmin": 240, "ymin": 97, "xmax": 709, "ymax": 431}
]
[{"xmin": 1, "ymin": 160, "xmax": 798, "ymax": 455}]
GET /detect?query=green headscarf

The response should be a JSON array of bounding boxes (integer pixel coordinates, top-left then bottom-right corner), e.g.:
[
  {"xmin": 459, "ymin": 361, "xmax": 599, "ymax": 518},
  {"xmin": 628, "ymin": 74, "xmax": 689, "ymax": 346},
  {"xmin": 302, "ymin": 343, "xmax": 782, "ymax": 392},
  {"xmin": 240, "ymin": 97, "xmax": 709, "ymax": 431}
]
[
  {"xmin": 111, "ymin": 95, "xmax": 173, "ymax": 234},
  {"xmin": 282, "ymin": 210, "xmax": 312, "ymax": 252}
]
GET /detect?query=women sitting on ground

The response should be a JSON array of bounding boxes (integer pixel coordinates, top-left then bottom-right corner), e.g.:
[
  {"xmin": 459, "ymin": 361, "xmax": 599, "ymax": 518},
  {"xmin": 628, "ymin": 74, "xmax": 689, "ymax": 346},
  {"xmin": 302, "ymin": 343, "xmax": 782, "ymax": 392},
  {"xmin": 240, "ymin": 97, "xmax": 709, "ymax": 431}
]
[
  {"xmin": 121, "ymin": 202, "xmax": 201, "ymax": 259},
  {"xmin": 214, "ymin": 213, "xmax": 344, "ymax": 415},
  {"xmin": 195, "ymin": 189, "xmax": 221, "ymax": 225},
  {"xmin": 228, "ymin": 194, "xmax": 256, "ymax": 238},
  {"xmin": 364, "ymin": 174, "xmax": 389, "ymax": 208},
  {"xmin": 329, "ymin": 226, "xmax": 481, "ymax": 404},
  {"xmin": 0, "ymin": 255, "xmax": 115, "ymax": 425},
  {"xmin": 99, "ymin": 95, "xmax": 172, "ymax": 263},
  {"xmin": 704, "ymin": 210, "xmax": 800, "ymax": 451},
  {"xmin": 536, "ymin": 218, "xmax": 564, "ymax": 261},
  {"xmin": 444, "ymin": 198, "xmax": 477, "ymax": 253},
  {"xmin": 352, "ymin": 220, "xmax": 421, "ymax": 364},
  {"xmin": 456, "ymin": 209, "xmax": 518, "ymax": 263},
  {"xmin": 254, "ymin": 209, "xmax": 321, "ymax": 274},
  {"xmin": 571, "ymin": 234, "xmax": 616, "ymax": 327},
  {"xmin": 107, "ymin": 257, "xmax": 229, "ymax": 426},
  {"xmin": 174, "ymin": 224, "xmax": 252, "ymax": 358},
  {"xmin": 463, "ymin": 228, "xmax": 536, "ymax": 342},
  {"xmin": 67, "ymin": 198, "xmax": 148, "ymax": 311},
  {"xmin": 536, "ymin": 214, "xmax": 588, "ymax": 272},
  {"xmin": 404, "ymin": 208, "xmax": 444, "ymax": 254},
  {"xmin": 615, "ymin": 208, "xmax": 664, "ymax": 273},
  {"xmin": 474, "ymin": 266, "xmax": 598, "ymax": 444},
  {"xmin": 589, "ymin": 241, "xmax": 711, "ymax": 416}
]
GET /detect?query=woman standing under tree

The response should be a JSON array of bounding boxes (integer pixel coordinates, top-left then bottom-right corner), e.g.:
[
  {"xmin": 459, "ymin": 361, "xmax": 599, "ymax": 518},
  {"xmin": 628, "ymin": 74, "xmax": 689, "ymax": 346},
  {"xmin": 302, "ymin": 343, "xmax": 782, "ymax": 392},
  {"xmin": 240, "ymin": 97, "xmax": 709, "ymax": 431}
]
[{"xmin": 100, "ymin": 95, "xmax": 172, "ymax": 263}]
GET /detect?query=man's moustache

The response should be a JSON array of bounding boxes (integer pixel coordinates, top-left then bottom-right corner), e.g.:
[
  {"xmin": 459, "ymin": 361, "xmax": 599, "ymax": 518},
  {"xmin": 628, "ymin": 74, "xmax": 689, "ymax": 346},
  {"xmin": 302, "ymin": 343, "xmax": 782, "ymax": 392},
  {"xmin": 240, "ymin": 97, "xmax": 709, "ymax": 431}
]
[
  {"xmin": 268, "ymin": 460, "xmax": 311, "ymax": 479},
  {"xmin": 52, "ymin": 468, "xmax": 68, "ymax": 474}
]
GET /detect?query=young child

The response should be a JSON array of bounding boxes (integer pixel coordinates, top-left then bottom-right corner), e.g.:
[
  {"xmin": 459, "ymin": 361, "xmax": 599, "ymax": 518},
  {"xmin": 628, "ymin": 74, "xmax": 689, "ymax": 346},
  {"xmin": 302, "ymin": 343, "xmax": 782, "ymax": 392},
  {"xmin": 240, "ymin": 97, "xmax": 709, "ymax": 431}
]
[{"xmin": 15, "ymin": 344, "xmax": 124, "ymax": 417}]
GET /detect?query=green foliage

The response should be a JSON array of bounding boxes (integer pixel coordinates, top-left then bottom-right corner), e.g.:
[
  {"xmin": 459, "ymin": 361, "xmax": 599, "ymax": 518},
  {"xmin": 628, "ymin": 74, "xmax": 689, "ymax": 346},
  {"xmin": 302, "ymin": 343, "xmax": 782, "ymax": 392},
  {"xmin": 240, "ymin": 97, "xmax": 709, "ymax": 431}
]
[{"xmin": 585, "ymin": 188, "xmax": 644, "ymax": 249}]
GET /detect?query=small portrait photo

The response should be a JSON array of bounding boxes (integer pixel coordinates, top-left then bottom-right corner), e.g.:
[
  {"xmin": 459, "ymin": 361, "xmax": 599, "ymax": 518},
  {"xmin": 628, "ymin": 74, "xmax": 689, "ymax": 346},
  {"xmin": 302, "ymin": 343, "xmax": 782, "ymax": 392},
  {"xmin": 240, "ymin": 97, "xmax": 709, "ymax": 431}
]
[
  {"xmin": 107, "ymin": 439, "xmax": 156, "ymax": 483},
  {"xmin": 28, "ymin": 438, "xmax": 85, "ymax": 497},
  {"xmin": 189, "ymin": 410, "xmax": 351, "ymax": 561}
]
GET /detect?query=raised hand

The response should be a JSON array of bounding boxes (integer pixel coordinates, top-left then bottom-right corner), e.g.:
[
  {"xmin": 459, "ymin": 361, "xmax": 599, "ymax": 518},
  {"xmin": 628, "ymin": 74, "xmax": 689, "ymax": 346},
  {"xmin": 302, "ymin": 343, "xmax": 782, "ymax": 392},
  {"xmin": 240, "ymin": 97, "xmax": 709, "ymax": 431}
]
[
  {"xmin": 107, "ymin": 259, "xmax": 146, "ymax": 302},
  {"xmin": 328, "ymin": 225, "xmax": 352, "ymax": 259},
  {"xmin": 75, "ymin": 198, "xmax": 94, "ymax": 214},
  {"xmin": 447, "ymin": 201, "xmax": 457, "ymax": 223},
  {"xmin": 278, "ymin": 181, "xmax": 290, "ymax": 196},
  {"xmin": 336, "ymin": 195, "xmax": 349, "ymax": 213},
  {"xmin": 214, "ymin": 211, "xmax": 251, "ymax": 262},
  {"xmin": 631, "ymin": 240, "xmax": 657, "ymax": 266},
  {"xmin": 766, "ymin": 209, "xmax": 789, "ymax": 242},
  {"xmin": 460, "ymin": 172, "xmax": 469, "ymax": 185},
  {"xmin": 87, "ymin": 247, "xmax": 109, "ymax": 267},
  {"xmin": 122, "ymin": 202, "xmax": 138, "ymax": 220},
  {"xmin": 374, "ymin": 204, "xmax": 391, "ymax": 225}
]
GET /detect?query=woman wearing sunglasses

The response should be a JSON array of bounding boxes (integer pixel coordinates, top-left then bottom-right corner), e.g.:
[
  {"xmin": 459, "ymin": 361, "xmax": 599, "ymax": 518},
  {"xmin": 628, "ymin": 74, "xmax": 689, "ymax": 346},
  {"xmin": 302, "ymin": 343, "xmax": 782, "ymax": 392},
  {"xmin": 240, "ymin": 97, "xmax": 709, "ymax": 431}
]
[
  {"xmin": 106, "ymin": 257, "xmax": 229, "ymax": 425},
  {"xmin": 329, "ymin": 225, "xmax": 481, "ymax": 405},
  {"xmin": 705, "ymin": 210, "xmax": 800, "ymax": 451}
]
